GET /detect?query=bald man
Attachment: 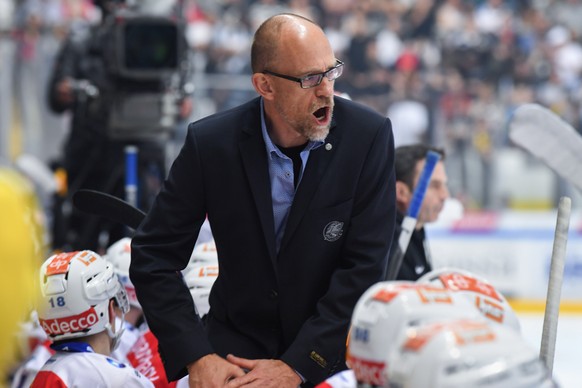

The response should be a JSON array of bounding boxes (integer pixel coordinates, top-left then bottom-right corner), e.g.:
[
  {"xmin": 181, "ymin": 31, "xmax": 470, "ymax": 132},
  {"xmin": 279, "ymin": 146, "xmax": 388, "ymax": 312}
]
[{"xmin": 130, "ymin": 13, "xmax": 396, "ymax": 388}]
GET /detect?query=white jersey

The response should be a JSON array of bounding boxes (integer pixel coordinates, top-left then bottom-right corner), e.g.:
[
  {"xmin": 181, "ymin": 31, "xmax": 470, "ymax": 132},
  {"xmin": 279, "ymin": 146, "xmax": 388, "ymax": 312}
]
[
  {"xmin": 31, "ymin": 347, "xmax": 153, "ymax": 388},
  {"xmin": 316, "ymin": 370, "xmax": 357, "ymax": 388},
  {"xmin": 126, "ymin": 328, "xmax": 177, "ymax": 388},
  {"xmin": 10, "ymin": 340, "xmax": 54, "ymax": 388},
  {"xmin": 124, "ymin": 327, "xmax": 190, "ymax": 387}
]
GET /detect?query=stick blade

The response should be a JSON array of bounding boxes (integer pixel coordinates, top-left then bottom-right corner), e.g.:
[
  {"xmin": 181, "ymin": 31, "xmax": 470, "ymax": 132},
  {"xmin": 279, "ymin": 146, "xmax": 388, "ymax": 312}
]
[
  {"xmin": 72, "ymin": 189, "xmax": 146, "ymax": 230},
  {"xmin": 509, "ymin": 103, "xmax": 582, "ymax": 192}
]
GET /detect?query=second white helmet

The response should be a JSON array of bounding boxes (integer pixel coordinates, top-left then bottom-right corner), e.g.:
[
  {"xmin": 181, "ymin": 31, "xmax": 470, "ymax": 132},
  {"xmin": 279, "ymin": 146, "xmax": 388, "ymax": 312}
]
[
  {"xmin": 182, "ymin": 264, "xmax": 218, "ymax": 317},
  {"xmin": 105, "ymin": 237, "xmax": 140, "ymax": 309},
  {"xmin": 388, "ymin": 318, "xmax": 555, "ymax": 388},
  {"xmin": 189, "ymin": 240, "xmax": 218, "ymax": 266},
  {"xmin": 417, "ymin": 268, "xmax": 521, "ymax": 332},
  {"xmin": 347, "ymin": 281, "xmax": 483, "ymax": 386}
]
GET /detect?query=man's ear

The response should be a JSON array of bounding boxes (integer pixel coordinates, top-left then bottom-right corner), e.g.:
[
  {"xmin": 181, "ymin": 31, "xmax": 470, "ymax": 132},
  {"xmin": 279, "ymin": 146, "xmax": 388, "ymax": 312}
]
[
  {"xmin": 396, "ymin": 181, "xmax": 411, "ymax": 201},
  {"xmin": 252, "ymin": 73, "xmax": 274, "ymax": 100},
  {"xmin": 395, "ymin": 181, "xmax": 412, "ymax": 210}
]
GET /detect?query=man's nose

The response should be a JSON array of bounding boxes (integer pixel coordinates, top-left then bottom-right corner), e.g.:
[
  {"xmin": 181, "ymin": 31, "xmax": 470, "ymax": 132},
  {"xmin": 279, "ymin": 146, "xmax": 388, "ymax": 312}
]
[{"xmin": 315, "ymin": 76, "xmax": 334, "ymax": 97}]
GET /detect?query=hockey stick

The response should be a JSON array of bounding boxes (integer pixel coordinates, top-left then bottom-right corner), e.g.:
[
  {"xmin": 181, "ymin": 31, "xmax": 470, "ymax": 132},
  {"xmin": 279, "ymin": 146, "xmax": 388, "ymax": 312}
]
[
  {"xmin": 540, "ymin": 196, "xmax": 571, "ymax": 375},
  {"xmin": 72, "ymin": 189, "xmax": 146, "ymax": 230},
  {"xmin": 508, "ymin": 104, "xmax": 576, "ymax": 374},
  {"xmin": 124, "ymin": 145, "xmax": 138, "ymax": 208},
  {"xmin": 508, "ymin": 103, "xmax": 582, "ymax": 192},
  {"xmin": 385, "ymin": 150, "xmax": 441, "ymax": 280}
]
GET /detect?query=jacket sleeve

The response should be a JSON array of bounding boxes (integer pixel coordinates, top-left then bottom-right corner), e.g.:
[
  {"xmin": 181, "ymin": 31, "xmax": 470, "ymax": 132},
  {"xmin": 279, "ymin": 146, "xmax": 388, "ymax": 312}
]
[
  {"xmin": 47, "ymin": 33, "xmax": 82, "ymax": 113},
  {"xmin": 129, "ymin": 125, "xmax": 213, "ymax": 381}
]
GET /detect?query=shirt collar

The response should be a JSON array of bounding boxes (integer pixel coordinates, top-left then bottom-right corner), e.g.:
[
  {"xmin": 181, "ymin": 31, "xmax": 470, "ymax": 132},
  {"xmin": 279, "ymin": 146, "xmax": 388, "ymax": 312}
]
[
  {"xmin": 260, "ymin": 98, "xmax": 324, "ymax": 158},
  {"xmin": 51, "ymin": 341, "xmax": 94, "ymax": 353}
]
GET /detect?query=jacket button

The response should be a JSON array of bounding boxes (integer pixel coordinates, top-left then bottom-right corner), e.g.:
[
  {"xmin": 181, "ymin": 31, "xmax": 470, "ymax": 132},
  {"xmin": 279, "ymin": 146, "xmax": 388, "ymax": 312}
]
[{"xmin": 270, "ymin": 290, "xmax": 278, "ymax": 299}]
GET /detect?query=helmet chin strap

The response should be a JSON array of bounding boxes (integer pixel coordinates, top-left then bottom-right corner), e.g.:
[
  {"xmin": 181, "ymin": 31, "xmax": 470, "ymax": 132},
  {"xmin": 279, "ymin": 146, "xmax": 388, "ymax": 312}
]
[{"xmin": 105, "ymin": 310, "xmax": 126, "ymax": 351}]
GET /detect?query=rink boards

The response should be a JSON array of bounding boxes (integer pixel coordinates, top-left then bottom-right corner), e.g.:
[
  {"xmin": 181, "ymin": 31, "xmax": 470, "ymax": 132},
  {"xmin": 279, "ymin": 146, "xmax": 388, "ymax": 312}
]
[{"xmin": 426, "ymin": 210, "xmax": 582, "ymax": 310}]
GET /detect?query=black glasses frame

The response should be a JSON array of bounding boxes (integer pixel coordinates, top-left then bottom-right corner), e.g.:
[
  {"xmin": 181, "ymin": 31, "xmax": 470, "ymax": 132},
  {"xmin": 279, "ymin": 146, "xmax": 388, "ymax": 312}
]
[{"xmin": 263, "ymin": 59, "xmax": 344, "ymax": 89}]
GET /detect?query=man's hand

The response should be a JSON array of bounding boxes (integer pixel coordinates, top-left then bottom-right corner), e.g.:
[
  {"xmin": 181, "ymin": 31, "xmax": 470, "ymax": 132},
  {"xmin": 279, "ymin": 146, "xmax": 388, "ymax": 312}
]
[
  {"xmin": 55, "ymin": 78, "xmax": 75, "ymax": 106},
  {"xmin": 225, "ymin": 354, "xmax": 302, "ymax": 388},
  {"xmin": 187, "ymin": 353, "xmax": 246, "ymax": 388}
]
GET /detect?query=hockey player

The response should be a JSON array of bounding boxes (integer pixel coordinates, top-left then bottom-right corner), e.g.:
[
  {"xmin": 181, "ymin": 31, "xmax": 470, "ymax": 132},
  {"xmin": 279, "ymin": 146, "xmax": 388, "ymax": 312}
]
[
  {"xmin": 106, "ymin": 237, "xmax": 186, "ymax": 388},
  {"xmin": 388, "ymin": 144, "xmax": 449, "ymax": 281},
  {"xmin": 10, "ymin": 312, "xmax": 54, "ymax": 388},
  {"xmin": 318, "ymin": 279, "xmax": 555, "ymax": 388},
  {"xmin": 105, "ymin": 237, "xmax": 146, "ymax": 360},
  {"xmin": 30, "ymin": 250, "xmax": 153, "ymax": 387},
  {"xmin": 182, "ymin": 240, "xmax": 218, "ymax": 319},
  {"xmin": 346, "ymin": 281, "xmax": 482, "ymax": 386},
  {"xmin": 318, "ymin": 281, "xmax": 482, "ymax": 387}
]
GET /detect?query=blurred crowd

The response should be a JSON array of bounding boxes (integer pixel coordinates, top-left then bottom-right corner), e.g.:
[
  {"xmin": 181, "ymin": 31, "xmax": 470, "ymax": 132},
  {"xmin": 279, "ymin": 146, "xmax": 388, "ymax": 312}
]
[{"xmin": 2, "ymin": 0, "xmax": 582, "ymax": 209}]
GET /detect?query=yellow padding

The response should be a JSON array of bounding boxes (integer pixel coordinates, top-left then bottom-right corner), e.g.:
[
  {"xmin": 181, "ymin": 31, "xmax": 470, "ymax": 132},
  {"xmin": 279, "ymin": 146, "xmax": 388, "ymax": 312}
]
[
  {"xmin": 507, "ymin": 299, "xmax": 582, "ymax": 315},
  {"xmin": 0, "ymin": 167, "xmax": 46, "ymax": 379}
]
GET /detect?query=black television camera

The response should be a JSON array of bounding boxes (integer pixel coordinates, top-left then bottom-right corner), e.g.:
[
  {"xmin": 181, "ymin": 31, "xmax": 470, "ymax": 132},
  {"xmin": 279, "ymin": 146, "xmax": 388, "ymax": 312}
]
[{"xmin": 98, "ymin": 5, "xmax": 192, "ymax": 141}]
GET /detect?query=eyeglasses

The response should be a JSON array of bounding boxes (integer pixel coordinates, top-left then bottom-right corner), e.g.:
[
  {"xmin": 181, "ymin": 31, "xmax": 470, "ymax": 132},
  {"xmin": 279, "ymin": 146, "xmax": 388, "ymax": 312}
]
[{"xmin": 263, "ymin": 59, "xmax": 344, "ymax": 89}]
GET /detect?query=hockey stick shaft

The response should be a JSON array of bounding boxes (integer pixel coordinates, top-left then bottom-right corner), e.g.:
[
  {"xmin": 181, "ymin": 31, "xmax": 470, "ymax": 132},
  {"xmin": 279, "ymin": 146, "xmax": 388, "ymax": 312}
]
[
  {"xmin": 509, "ymin": 104, "xmax": 574, "ymax": 373},
  {"xmin": 125, "ymin": 145, "xmax": 139, "ymax": 209},
  {"xmin": 540, "ymin": 196, "xmax": 571, "ymax": 374},
  {"xmin": 385, "ymin": 150, "xmax": 441, "ymax": 280}
]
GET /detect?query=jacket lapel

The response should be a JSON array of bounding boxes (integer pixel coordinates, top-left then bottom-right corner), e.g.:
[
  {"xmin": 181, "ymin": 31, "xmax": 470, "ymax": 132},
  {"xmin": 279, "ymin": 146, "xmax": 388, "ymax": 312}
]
[
  {"xmin": 239, "ymin": 104, "xmax": 277, "ymax": 265},
  {"xmin": 279, "ymin": 127, "xmax": 340, "ymax": 253}
]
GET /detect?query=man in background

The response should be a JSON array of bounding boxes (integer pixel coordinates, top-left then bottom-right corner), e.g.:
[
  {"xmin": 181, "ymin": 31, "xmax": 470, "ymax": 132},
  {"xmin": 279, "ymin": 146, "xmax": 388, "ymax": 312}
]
[
  {"xmin": 390, "ymin": 143, "xmax": 449, "ymax": 281},
  {"xmin": 47, "ymin": 0, "xmax": 191, "ymax": 252}
]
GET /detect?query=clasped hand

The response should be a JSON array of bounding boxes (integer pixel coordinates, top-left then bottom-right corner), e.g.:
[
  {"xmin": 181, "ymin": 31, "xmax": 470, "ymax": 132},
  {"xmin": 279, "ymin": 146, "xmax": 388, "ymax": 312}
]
[{"xmin": 187, "ymin": 353, "xmax": 302, "ymax": 388}]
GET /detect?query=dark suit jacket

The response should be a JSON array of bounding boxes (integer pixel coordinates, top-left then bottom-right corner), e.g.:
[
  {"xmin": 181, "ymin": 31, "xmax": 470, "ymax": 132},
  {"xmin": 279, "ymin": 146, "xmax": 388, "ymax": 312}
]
[{"xmin": 130, "ymin": 96, "xmax": 396, "ymax": 385}]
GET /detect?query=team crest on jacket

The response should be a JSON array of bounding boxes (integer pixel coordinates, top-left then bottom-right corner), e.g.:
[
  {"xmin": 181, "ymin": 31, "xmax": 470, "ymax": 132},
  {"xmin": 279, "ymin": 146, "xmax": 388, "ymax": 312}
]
[{"xmin": 323, "ymin": 221, "xmax": 344, "ymax": 242}]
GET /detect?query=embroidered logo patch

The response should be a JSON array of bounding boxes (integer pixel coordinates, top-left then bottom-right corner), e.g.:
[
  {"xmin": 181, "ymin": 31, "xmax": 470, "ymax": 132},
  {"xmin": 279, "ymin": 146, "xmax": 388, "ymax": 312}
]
[
  {"xmin": 310, "ymin": 350, "xmax": 328, "ymax": 368},
  {"xmin": 323, "ymin": 221, "xmax": 344, "ymax": 242}
]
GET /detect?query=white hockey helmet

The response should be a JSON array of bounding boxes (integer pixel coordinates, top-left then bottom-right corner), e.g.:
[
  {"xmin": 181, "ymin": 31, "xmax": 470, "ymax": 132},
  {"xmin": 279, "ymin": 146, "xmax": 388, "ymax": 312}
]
[
  {"xmin": 417, "ymin": 268, "xmax": 521, "ymax": 332},
  {"xmin": 347, "ymin": 281, "xmax": 483, "ymax": 386},
  {"xmin": 388, "ymin": 318, "xmax": 556, "ymax": 388},
  {"xmin": 182, "ymin": 264, "xmax": 218, "ymax": 317},
  {"xmin": 105, "ymin": 237, "xmax": 140, "ymax": 309},
  {"xmin": 37, "ymin": 251, "xmax": 129, "ymax": 344},
  {"xmin": 189, "ymin": 240, "xmax": 218, "ymax": 266}
]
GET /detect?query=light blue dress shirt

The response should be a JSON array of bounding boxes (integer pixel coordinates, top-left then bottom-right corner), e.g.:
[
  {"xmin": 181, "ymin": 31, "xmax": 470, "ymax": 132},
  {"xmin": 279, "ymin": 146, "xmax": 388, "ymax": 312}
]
[{"xmin": 260, "ymin": 99, "xmax": 323, "ymax": 253}]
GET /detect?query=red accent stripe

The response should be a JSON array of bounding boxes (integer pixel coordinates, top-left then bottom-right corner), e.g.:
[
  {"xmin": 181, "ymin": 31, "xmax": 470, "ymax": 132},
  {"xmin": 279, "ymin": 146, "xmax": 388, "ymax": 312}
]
[{"xmin": 31, "ymin": 371, "xmax": 68, "ymax": 387}]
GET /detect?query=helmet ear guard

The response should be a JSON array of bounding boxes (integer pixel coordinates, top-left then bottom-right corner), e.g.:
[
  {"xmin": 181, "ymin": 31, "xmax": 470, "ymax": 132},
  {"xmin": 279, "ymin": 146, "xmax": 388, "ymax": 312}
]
[{"xmin": 113, "ymin": 284, "xmax": 130, "ymax": 315}]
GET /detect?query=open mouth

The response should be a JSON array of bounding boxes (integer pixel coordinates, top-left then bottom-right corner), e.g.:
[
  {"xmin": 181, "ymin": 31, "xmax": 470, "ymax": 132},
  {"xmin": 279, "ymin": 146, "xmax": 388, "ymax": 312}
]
[{"xmin": 313, "ymin": 107, "xmax": 329, "ymax": 124}]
